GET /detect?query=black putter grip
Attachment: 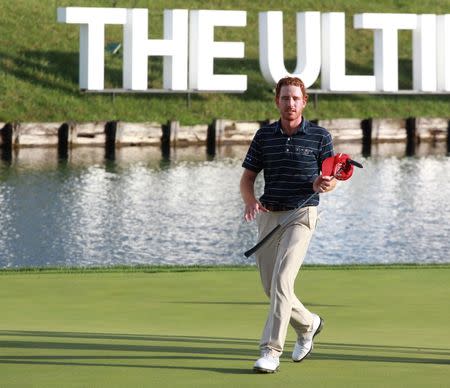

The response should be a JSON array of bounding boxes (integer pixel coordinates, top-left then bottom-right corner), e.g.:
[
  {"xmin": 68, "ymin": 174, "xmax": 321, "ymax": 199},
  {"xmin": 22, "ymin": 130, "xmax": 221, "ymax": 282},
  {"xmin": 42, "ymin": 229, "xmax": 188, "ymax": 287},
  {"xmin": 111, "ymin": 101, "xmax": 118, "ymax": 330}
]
[
  {"xmin": 244, "ymin": 224, "xmax": 281, "ymax": 258},
  {"xmin": 349, "ymin": 159, "xmax": 363, "ymax": 168}
]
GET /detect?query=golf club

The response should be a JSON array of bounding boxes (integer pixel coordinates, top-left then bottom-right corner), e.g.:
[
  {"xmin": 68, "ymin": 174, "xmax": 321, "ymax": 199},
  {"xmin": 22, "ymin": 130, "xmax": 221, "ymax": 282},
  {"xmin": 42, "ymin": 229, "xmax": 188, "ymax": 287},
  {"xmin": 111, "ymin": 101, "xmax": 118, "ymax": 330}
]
[{"xmin": 244, "ymin": 154, "xmax": 363, "ymax": 258}]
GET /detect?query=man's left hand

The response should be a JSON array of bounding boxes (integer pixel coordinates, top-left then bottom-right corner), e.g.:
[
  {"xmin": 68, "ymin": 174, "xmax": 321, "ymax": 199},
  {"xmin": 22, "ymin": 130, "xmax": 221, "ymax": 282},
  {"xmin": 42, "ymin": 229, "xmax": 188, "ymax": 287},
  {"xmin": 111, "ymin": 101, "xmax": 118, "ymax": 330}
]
[{"xmin": 313, "ymin": 175, "xmax": 336, "ymax": 193}]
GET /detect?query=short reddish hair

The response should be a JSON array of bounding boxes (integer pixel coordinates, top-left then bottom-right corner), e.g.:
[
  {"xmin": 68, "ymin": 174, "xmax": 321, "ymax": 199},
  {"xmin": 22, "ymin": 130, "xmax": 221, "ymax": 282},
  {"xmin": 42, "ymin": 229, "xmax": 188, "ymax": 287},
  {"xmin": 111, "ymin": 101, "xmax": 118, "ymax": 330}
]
[{"xmin": 275, "ymin": 76, "xmax": 308, "ymax": 100}]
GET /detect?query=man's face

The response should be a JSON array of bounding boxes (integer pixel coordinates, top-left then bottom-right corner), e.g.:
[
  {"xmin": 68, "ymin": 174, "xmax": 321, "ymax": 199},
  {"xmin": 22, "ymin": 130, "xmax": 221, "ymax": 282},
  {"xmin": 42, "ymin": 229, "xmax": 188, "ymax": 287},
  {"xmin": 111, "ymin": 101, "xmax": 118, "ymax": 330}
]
[{"xmin": 275, "ymin": 85, "xmax": 307, "ymax": 122}]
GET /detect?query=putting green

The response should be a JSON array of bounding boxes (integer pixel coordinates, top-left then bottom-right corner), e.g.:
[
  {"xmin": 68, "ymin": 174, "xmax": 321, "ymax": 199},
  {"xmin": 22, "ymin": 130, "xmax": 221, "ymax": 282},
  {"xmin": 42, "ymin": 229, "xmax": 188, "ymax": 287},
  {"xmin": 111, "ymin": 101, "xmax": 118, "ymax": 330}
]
[{"xmin": 0, "ymin": 266, "xmax": 449, "ymax": 387}]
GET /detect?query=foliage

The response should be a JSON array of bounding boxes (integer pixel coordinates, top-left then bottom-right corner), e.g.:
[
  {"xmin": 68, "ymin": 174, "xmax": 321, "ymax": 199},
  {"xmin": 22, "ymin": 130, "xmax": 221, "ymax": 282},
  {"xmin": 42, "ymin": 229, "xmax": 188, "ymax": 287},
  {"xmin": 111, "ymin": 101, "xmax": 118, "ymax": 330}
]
[{"xmin": 0, "ymin": 0, "xmax": 449, "ymax": 124}]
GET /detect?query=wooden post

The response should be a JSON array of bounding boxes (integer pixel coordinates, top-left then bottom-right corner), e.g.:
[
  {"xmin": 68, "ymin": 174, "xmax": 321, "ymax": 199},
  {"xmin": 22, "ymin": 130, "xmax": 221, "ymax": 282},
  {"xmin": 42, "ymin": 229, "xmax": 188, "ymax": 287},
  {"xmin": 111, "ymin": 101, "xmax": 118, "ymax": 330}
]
[
  {"xmin": 161, "ymin": 121, "xmax": 171, "ymax": 159},
  {"xmin": 213, "ymin": 119, "xmax": 227, "ymax": 148},
  {"xmin": 58, "ymin": 122, "xmax": 70, "ymax": 159},
  {"xmin": 105, "ymin": 121, "xmax": 117, "ymax": 160},
  {"xmin": 1, "ymin": 123, "xmax": 13, "ymax": 161},
  {"xmin": 207, "ymin": 119, "xmax": 216, "ymax": 156},
  {"xmin": 405, "ymin": 117, "xmax": 417, "ymax": 156},
  {"xmin": 361, "ymin": 118, "xmax": 372, "ymax": 157},
  {"xmin": 169, "ymin": 120, "xmax": 179, "ymax": 146},
  {"xmin": 447, "ymin": 119, "xmax": 450, "ymax": 155}
]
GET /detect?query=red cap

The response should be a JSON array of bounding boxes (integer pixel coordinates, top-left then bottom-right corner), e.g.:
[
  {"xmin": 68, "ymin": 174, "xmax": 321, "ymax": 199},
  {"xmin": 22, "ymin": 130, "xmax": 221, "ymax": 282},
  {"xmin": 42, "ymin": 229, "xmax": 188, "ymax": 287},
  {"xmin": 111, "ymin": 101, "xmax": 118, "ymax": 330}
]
[{"xmin": 322, "ymin": 153, "xmax": 354, "ymax": 181}]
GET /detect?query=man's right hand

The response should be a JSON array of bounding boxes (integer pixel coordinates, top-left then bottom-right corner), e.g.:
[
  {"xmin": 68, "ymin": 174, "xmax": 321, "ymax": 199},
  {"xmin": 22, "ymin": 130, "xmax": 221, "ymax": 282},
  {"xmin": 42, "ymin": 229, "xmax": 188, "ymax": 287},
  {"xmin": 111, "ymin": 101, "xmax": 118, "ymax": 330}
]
[
  {"xmin": 240, "ymin": 169, "xmax": 268, "ymax": 222},
  {"xmin": 244, "ymin": 201, "xmax": 268, "ymax": 222}
]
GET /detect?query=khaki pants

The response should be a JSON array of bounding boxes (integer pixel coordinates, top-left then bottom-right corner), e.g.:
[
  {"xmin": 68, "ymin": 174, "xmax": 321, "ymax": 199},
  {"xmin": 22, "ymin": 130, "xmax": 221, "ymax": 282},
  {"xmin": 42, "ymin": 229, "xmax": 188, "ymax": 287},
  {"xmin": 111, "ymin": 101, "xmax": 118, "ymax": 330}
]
[{"xmin": 255, "ymin": 206, "xmax": 318, "ymax": 356}]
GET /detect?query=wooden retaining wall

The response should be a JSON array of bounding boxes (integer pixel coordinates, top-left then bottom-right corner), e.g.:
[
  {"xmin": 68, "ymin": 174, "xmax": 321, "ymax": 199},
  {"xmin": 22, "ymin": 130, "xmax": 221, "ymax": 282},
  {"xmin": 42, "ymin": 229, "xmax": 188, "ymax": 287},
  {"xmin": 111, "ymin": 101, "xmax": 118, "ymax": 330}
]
[{"xmin": 1, "ymin": 117, "xmax": 449, "ymax": 157}]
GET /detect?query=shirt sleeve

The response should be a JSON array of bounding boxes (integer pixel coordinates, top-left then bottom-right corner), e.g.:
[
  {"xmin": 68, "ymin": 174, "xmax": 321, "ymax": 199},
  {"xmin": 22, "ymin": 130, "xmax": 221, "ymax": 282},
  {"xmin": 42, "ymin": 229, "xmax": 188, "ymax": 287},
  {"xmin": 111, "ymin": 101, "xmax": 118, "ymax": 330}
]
[
  {"xmin": 242, "ymin": 132, "xmax": 263, "ymax": 173},
  {"xmin": 319, "ymin": 131, "xmax": 335, "ymax": 171}
]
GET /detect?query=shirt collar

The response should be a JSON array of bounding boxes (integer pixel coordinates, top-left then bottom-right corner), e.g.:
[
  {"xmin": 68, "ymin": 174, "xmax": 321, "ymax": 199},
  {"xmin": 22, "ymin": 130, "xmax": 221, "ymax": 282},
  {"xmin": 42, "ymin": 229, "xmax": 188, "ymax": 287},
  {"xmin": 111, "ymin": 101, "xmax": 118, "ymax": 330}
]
[{"xmin": 276, "ymin": 118, "xmax": 309, "ymax": 136}]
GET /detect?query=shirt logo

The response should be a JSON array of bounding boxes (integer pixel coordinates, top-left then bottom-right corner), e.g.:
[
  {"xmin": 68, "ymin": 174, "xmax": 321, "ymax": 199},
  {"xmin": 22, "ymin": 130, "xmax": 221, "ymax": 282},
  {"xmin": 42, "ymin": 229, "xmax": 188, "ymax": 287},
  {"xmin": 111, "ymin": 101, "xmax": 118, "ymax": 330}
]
[{"xmin": 297, "ymin": 146, "xmax": 313, "ymax": 156}]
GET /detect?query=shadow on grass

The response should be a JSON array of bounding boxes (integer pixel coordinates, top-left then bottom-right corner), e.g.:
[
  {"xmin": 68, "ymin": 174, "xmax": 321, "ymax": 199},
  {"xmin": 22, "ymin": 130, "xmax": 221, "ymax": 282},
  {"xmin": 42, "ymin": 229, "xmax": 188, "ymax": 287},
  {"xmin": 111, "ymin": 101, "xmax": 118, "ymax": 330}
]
[
  {"xmin": 0, "ymin": 330, "xmax": 256, "ymax": 346},
  {"xmin": 0, "ymin": 330, "xmax": 256, "ymax": 374},
  {"xmin": 0, "ymin": 50, "xmax": 191, "ymax": 105},
  {"xmin": 0, "ymin": 358, "xmax": 254, "ymax": 375},
  {"xmin": 169, "ymin": 301, "xmax": 345, "ymax": 307},
  {"xmin": 0, "ymin": 50, "xmax": 78, "ymax": 94},
  {"xmin": 0, "ymin": 330, "xmax": 448, "ymax": 374}
]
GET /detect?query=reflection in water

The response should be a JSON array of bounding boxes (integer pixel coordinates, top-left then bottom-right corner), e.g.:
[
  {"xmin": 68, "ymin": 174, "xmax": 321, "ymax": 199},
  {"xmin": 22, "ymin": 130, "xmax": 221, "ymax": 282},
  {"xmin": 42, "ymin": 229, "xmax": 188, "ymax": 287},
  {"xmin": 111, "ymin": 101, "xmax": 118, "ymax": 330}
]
[{"xmin": 0, "ymin": 143, "xmax": 448, "ymax": 268}]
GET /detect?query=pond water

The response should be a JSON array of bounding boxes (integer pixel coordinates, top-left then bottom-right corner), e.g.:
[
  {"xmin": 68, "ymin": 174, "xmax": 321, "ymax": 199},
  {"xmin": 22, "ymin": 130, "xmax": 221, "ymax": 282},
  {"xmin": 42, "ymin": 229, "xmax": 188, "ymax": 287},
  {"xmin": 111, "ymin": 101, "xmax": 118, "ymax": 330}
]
[{"xmin": 0, "ymin": 142, "xmax": 448, "ymax": 268}]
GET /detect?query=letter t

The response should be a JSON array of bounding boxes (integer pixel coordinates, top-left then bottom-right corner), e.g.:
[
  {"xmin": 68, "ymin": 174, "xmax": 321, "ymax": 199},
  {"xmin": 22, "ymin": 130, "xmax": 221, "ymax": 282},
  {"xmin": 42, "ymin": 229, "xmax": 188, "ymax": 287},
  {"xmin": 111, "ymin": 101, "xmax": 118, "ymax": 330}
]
[{"xmin": 57, "ymin": 7, "xmax": 127, "ymax": 90}]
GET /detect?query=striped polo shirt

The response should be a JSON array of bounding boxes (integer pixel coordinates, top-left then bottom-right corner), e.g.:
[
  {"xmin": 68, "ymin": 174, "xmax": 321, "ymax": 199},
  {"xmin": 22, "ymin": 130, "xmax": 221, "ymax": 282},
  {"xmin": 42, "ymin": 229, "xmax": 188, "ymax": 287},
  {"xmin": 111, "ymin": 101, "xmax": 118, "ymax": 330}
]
[{"xmin": 242, "ymin": 118, "xmax": 334, "ymax": 208}]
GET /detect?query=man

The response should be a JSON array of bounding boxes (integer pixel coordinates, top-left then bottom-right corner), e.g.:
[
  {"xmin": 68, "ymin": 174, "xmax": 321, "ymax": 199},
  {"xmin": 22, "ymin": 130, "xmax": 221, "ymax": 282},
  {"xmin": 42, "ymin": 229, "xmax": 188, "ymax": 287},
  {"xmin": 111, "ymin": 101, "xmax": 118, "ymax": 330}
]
[{"xmin": 240, "ymin": 76, "xmax": 336, "ymax": 373}]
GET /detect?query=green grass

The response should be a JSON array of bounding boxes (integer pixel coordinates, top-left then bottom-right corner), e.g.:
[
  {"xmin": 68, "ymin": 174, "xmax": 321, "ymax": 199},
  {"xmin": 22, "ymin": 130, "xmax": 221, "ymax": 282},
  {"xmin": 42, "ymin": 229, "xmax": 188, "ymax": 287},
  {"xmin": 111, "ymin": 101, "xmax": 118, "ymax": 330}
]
[
  {"xmin": 0, "ymin": 266, "xmax": 449, "ymax": 387},
  {"xmin": 0, "ymin": 0, "xmax": 449, "ymax": 124}
]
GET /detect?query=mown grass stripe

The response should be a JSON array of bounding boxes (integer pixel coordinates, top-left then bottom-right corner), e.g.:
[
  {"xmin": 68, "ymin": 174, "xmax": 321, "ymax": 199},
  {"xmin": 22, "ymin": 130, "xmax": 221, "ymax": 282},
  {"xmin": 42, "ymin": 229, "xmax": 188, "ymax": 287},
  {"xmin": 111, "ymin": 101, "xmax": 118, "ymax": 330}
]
[{"xmin": 1, "ymin": 263, "xmax": 449, "ymax": 275}]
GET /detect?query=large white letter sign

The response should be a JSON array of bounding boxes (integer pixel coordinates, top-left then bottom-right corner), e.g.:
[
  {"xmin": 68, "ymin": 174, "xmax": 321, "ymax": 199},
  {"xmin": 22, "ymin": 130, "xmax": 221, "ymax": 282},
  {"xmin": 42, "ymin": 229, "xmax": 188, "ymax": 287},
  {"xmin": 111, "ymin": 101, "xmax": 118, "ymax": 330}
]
[
  {"xmin": 161, "ymin": 10, "xmax": 189, "ymax": 90},
  {"xmin": 123, "ymin": 9, "xmax": 188, "ymax": 90},
  {"xmin": 354, "ymin": 13, "xmax": 417, "ymax": 92},
  {"xmin": 189, "ymin": 10, "xmax": 247, "ymax": 91},
  {"xmin": 259, "ymin": 12, "xmax": 321, "ymax": 87},
  {"xmin": 413, "ymin": 15, "xmax": 437, "ymax": 92},
  {"xmin": 57, "ymin": 7, "xmax": 127, "ymax": 90},
  {"xmin": 321, "ymin": 13, "xmax": 376, "ymax": 91},
  {"xmin": 123, "ymin": 9, "xmax": 147, "ymax": 90},
  {"xmin": 437, "ymin": 15, "xmax": 450, "ymax": 91}
]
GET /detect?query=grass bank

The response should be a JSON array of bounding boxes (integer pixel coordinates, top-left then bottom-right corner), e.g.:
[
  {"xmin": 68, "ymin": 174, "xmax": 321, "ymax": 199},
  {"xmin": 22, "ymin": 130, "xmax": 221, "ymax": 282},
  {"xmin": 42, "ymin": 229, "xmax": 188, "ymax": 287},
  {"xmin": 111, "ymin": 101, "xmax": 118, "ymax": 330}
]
[
  {"xmin": 0, "ymin": 0, "xmax": 449, "ymax": 124},
  {"xmin": 0, "ymin": 266, "xmax": 449, "ymax": 387}
]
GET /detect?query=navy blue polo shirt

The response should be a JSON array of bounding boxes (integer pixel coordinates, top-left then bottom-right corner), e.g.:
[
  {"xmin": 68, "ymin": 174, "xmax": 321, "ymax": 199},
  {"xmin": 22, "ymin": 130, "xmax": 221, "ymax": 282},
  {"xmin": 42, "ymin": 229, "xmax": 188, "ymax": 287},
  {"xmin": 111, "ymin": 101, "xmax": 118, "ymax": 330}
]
[{"xmin": 242, "ymin": 118, "xmax": 334, "ymax": 208}]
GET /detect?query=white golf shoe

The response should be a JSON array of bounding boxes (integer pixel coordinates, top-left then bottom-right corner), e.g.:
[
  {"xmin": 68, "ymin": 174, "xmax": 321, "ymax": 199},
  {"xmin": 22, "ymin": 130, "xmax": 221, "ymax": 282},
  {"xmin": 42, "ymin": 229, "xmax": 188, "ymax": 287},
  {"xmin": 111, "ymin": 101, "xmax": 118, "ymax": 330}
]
[
  {"xmin": 292, "ymin": 314, "xmax": 324, "ymax": 362},
  {"xmin": 253, "ymin": 350, "xmax": 280, "ymax": 373}
]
